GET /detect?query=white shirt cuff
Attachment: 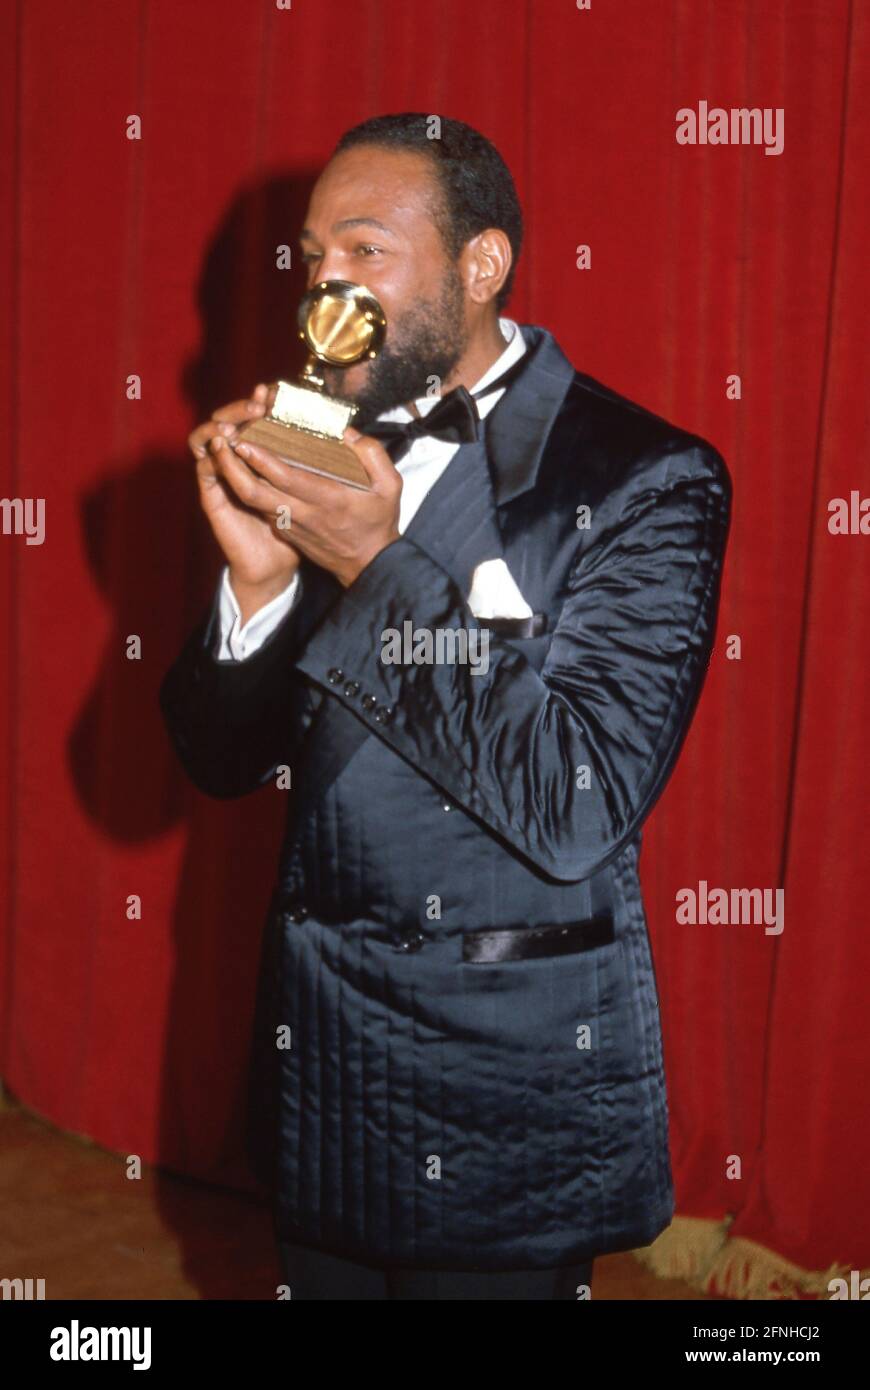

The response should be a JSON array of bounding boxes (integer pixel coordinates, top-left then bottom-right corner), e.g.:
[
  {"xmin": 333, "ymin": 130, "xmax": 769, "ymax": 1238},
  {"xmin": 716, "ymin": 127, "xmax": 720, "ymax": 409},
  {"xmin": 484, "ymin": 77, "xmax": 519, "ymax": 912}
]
[{"xmin": 216, "ymin": 565, "xmax": 301, "ymax": 660}]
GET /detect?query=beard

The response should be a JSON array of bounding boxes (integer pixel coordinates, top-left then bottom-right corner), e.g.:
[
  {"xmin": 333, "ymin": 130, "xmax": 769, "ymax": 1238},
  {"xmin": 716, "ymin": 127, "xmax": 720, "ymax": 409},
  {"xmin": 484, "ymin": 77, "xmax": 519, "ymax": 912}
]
[{"xmin": 321, "ymin": 266, "xmax": 468, "ymax": 428}]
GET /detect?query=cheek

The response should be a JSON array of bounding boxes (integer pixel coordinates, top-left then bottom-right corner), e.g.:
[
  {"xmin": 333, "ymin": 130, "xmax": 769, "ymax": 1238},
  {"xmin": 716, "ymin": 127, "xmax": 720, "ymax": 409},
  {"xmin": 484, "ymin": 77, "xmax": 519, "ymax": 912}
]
[{"xmin": 368, "ymin": 267, "xmax": 421, "ymax": 327}]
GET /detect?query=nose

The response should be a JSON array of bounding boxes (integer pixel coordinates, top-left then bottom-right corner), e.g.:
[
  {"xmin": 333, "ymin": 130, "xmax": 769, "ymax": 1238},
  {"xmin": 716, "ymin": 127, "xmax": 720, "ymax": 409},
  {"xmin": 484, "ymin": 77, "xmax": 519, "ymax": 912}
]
[{"xmin": 310, "ymin": 249, "xmax": 346, "ymax": 285}]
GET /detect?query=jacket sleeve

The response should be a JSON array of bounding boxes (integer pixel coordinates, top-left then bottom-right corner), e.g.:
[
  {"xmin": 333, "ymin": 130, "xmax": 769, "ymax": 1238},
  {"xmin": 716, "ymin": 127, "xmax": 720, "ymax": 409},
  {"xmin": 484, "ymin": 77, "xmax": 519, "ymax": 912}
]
[
  {"xmin": 293, "ymin": 442, "xmax": 732, "ymax": 881},
  {"xmin": 159, "ymin": 561, "xmax": 339, "ymax": 799}
]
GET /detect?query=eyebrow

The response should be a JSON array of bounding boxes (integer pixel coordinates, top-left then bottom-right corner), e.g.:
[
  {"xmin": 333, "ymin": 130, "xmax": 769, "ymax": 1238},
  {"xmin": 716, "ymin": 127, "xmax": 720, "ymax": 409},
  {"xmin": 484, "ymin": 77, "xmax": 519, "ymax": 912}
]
[{"xmin": 299, "ymin": 217, "xmax": 397, "ymax": 241}]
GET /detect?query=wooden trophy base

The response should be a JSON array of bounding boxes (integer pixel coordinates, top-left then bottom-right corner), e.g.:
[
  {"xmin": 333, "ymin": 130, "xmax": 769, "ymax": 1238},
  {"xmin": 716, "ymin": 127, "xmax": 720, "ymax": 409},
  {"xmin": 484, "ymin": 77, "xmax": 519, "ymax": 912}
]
[{"xmin": 236, "ymin": 416, "xmax": 371, "ymax": 491}]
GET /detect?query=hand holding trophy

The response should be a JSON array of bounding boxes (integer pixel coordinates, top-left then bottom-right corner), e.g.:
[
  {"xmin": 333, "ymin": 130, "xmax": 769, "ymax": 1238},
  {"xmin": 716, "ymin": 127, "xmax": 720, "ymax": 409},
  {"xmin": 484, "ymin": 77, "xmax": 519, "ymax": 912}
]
[{"xmin": 235, "ymin": 280, "xmax": 386, "ymax": 491}]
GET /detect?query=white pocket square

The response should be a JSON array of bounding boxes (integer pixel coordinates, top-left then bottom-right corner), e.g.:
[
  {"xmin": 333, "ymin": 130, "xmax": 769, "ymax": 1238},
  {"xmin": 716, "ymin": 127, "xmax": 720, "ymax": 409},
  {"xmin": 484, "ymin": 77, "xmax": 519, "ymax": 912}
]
[{"xmin": 466, "ymin": 557, "xmax": 534, "ymax": 620}]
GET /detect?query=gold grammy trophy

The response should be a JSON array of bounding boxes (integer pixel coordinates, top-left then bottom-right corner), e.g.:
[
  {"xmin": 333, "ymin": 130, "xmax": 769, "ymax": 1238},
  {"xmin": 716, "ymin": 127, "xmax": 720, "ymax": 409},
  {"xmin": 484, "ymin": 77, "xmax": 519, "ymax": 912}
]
[{"xmin": 236, "ymin": 279, "xmax": 387, "ymax": 491}]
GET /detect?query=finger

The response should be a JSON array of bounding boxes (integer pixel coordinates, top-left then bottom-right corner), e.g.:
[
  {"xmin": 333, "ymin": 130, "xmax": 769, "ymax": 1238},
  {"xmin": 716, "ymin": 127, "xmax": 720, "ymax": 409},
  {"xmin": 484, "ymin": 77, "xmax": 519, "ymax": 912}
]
[
  {"xmin": 195, "ymin": 450, "xmax": 219, "ymax": 486},
  {"xmin": 261, "ymin": 492, "xmax": 319, "ymax": 536},
  {"xmin": 188, "ymin": 424, "xmax": 213, "ymax": 459},
  {"xmin": 231, "ymin": 439, "xmax": 351, "ymax": 505},
  {"xmin": 188, "ymin": 389, "xmax": 269, "ymax": 458},
  {"xmin": 188, "ymin": 417, "xmax": 245, "ymax": 458},
  {"xmin": 196, "ymin": 446, "xmax": 298, "ymax": 540},
  {"xmin": 196, "ymin": 454, "xmax": 238, "ymax": 512},
  {"xmin": 342, "ymin": 429, "xmax": 401, "ymax": 493},
  {"xmin": 189, "ymin": 420, "xmax": 242, "ymax": 458},
  {"xmin": 229, "ymin": 439, "xmax": 307, "ymax": 494},
  {"xmin": 207, "ymin": 435, "xmax": 293, "ymax": 517}
]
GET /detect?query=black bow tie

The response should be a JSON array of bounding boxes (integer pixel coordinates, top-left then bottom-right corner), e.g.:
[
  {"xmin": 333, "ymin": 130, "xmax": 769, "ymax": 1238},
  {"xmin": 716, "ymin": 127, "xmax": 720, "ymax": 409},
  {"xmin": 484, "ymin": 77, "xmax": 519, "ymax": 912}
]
[
  {"xmin": 364, "ymin": 386, "xmax": 480, "ymax": 462},
  {"xmin": 363, "ymin": 351, "xmax": 528, "ymax": 463}
]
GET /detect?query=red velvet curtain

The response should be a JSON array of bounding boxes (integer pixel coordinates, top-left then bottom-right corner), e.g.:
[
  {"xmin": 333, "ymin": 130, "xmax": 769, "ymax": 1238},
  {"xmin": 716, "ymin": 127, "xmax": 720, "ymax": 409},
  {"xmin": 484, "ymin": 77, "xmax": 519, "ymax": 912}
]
[{"xmin": 2, "ymin": 0, "xmax": 867, "ymax": 1291}]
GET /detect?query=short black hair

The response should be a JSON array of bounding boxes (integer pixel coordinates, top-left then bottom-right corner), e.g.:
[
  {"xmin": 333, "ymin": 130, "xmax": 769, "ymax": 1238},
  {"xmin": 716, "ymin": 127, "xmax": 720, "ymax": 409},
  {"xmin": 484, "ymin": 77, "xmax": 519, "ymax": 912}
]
[{"xmin": 334, "ymin": 113, "xmax": 523, "ymax": 311}]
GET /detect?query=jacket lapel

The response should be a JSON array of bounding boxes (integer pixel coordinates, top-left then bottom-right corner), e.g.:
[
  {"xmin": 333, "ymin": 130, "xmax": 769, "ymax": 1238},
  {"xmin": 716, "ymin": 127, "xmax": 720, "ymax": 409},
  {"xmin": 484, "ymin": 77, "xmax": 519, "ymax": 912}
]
[
  {"xmin": 485, "ymin": 325, "xmax": 576, "ymax": 506},
  {"xmin": 402, "ymin": 437, "xmax": 504, "ymax": 594},
  {"xmin": 397, "ymin": 326, "xmax": 578, "ymax": 584}
]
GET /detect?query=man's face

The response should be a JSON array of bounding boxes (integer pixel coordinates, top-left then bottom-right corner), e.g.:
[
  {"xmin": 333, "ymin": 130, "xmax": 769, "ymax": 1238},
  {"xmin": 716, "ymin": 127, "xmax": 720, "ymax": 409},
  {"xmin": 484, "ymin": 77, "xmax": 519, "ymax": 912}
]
[{"xmin": 298, "ymin": 146, "xmax": 469, "ymax": 424}]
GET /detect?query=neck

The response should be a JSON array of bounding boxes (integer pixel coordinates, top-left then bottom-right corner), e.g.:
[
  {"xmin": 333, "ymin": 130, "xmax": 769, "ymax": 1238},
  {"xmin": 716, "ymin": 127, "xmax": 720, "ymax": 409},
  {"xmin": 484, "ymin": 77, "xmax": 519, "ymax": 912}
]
[{"xmin": 406, "ymin": 314, "xmax": 507, "ymax": 413}]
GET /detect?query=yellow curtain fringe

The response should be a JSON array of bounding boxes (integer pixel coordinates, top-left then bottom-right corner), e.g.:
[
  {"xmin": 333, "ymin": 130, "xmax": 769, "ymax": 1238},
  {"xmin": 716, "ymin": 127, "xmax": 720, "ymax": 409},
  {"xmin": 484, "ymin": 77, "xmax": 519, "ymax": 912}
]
[{"xmin": 631, "ymin": 1215, "xmax": 863, "ymax": 1300}]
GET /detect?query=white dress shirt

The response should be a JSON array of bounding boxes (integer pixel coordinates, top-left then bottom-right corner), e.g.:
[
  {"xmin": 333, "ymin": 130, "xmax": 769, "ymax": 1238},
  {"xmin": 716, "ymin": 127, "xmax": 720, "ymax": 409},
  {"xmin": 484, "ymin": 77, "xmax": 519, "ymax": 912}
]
[{"xmin": 217, "ymin": 317, "xmax": 526, "ymax": 660}]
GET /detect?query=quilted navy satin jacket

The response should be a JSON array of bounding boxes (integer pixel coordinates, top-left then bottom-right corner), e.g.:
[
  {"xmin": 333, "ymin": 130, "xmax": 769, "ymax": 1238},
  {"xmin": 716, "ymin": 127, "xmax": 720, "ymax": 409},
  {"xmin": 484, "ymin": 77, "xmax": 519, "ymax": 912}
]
[{"xmin": 159, "ymin": 325, "xmax": 731, "ymax": 1271}]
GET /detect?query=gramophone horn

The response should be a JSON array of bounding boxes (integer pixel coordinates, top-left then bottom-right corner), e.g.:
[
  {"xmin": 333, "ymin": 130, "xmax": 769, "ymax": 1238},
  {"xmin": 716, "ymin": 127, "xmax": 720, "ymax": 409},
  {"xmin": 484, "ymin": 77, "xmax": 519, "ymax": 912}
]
[{"xmin": 297, "ymin": 280, "xmax": 387, "ymax": 366}]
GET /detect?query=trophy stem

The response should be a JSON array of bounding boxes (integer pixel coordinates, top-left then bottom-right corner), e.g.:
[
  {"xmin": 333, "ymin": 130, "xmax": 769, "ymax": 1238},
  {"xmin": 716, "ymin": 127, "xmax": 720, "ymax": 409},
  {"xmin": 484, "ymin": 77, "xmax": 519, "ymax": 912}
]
[{"xmin": 301, "ymin": 354, "xmax": 325, "ymax": 391}]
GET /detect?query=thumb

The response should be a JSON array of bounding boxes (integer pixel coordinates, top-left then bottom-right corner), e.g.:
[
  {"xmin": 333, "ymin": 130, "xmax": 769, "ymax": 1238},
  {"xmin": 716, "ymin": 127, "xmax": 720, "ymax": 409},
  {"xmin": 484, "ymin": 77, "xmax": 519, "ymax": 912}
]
[{"xmin": 342, "ymin": 427, "xmax": 399, "ymax": 491}]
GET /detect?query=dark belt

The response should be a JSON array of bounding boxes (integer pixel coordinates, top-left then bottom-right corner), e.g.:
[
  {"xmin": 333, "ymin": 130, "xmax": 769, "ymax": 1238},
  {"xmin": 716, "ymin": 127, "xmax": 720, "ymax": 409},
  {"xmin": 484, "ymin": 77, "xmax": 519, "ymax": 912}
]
[{"xmin": 462, "ymin": 913, "xmax": 615, "ymax": 964}]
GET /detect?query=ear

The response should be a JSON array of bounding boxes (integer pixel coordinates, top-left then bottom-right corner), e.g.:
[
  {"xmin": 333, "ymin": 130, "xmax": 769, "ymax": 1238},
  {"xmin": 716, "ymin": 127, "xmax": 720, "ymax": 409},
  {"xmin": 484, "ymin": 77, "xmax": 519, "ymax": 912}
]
[{"xmin": 461, "ymin": 228, "xmax": 512, "ymax": 306}]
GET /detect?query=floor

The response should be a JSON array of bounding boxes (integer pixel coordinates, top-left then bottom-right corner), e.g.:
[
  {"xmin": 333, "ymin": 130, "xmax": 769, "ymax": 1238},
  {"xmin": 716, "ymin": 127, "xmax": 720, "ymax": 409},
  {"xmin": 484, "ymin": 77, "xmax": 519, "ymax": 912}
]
[{"xmin": 0, "ymin": 1094, "xmax": 711, "ymax": 1301}]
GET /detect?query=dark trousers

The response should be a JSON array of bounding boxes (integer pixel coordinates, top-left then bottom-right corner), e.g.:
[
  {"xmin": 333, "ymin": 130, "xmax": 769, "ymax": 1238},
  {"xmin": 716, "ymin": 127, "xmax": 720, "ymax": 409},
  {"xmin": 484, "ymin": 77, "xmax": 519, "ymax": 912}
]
[{"xmin": 277, "ymin": 1238, "xmax": 594, "ymax": 1300}]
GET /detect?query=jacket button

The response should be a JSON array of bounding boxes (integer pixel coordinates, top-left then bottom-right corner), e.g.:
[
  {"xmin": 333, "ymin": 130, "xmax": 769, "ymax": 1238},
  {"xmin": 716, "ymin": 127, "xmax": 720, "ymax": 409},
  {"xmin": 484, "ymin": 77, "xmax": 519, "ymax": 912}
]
[
  {"xmin": 361, "ymin": 693, "xmax": 378, "ymax": 711},
  {"xmin": 442, "ymin": 801, "xmax": 452, "ymax": 812},
  {"xmin": 343, "ymin": 680, "xmax": 361, "ymax": 698},
  {"xmin": 395, "ymin": 930, "xmax": 425, "ymax": 952},
  {"xmin": 327, "ymin": 668, "xmax": 344, "ymax": 684},
  {"xmin": 374, "ymin": 704, "xmax": 395, "ymax": 724}
]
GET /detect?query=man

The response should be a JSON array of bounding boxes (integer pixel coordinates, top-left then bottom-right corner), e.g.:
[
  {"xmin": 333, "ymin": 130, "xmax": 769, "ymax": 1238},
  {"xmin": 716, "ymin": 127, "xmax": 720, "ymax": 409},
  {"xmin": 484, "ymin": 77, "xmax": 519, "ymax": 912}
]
[{"xmin": 160, "ymin": 114, "xmax": 731, "ymax": 1300}]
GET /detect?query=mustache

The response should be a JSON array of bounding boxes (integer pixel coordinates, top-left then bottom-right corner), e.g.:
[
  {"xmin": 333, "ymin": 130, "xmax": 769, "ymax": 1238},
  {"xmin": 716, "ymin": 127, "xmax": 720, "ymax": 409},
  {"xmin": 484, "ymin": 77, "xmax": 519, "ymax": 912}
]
[{"xmin": 321, "ymin": 359, "xmax": 369, "ymax": 389}]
